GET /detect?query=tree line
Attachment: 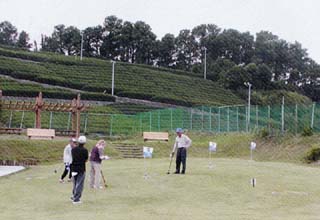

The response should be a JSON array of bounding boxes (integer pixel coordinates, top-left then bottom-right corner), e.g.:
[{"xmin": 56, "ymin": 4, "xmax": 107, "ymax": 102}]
[{"xmin": 1, "ymin": 16, "xmax": 320, "ymax": 101}]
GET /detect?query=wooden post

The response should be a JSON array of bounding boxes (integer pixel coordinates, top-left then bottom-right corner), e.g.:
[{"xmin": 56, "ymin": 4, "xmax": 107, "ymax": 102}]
[
  {"xmin": 71, "ymin": 94, "xmax": 87, "ymax": 138},
  {"xmin": 35, "ymin": 92, "xmax": 43, "ymax": 128},
  {"xmin": 71, "ymin": 98, "xmax": 77, "ymax": 136},
  {"xmin": 0, "ymin": 90, "xmax": 2, "ymax": 118},
  {"xmin": 76, "ymin": 94, "xmax": 81, "ymax": 137}
]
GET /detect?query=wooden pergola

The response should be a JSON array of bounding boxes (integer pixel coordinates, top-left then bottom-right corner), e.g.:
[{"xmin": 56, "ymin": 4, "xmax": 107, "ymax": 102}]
[{"xmin": 0, "ymin": 90, "xmax": 89, "ymax": 137}]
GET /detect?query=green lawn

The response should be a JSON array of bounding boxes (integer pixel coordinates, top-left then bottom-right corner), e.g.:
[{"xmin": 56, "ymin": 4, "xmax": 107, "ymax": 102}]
[{"xmin": 1, "ymin": 158, "xmax": 320, "ymax": 220}]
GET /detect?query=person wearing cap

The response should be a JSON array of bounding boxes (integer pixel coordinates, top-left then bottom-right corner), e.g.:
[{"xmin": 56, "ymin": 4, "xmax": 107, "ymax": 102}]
[
  {"xmin": 89, "ymin": 139, "xmax": 110, "ymax": 189},
  {"xmin": 71, "ymin": 135, "xmax": 88, "ymax": 204},
  {"xmin": 171, "ymin": 128, "xmax": 192, "ymax": 174},
  {"xmin": 59, "ymin": 138, "xmax": 77, "ymax": 183}
]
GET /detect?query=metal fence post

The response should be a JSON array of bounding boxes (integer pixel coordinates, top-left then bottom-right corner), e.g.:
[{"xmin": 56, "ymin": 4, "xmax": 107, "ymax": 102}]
[
  {"xmin": 311, "ymin": 102, "xmax": 315, "ymax": 129},
  {"xmin": 170, "ymin": 108, "xmax": 173, "ymax": 131},
  {"xmin": 49, "ymin": 112, "xmax": 53, "ymax": 129},
  {"xmin": 245, "ymin": 107, "xmax": 248, "ymax": 132},
  {"xmin": 140, "ymin": 114, "xmax": 142, "ymax": 132},
  {"xmin": 268, "ymin": 105, "xmax": 271, "ymax": 133},
  {"xmin": 149, "ymin": 112, "xmax": 152, "ymax": 131},
  {"xmin": 20, "ymin": 111, "xmax": 25, "ymax": 129},
  {"xmin": 8, "ymin": 110, "xmax": 13, "ymax": 128},
  {"xmin": 281, "ymin": 96, "xmax": 285, "ymax": 133},
  {"xmin": 67, "ymin": 112, "xmax": 71, "ymax": 130},
  {"xmin": 190, "ymin": 108, "xmax": 193, "ymax": 130},
  {"xmin": 202, "ymin": 106, "xmax": 204, "ymax": 131},
  {"xmin": 158, "ymin": 110, "xmax": 160, "ymax": 131},
  {"xmin": 84, "ymin": 113, "xmax": 88, "ymax": 133},
  {"xmin": 227, "ymin": 107, "xmax": 230, "ymax": 132},
  {"xmin": 295, "ymin": 104, "xmax": 298, "ymax": 134},
  {"xmin": 256, "ymin": 105, "xmax": 258, "ymax": 129},
  {"xmin": 218, "ymin": 107, "xmax": 221, "ymax": 133},
  {"xmin": 209, "ymin": 107, "xmax": 212, "ymax": 132},
  {"xmin": 109, "ymin": 114, "xmax": 113, "ymax": 137},
  {"xmin": 236, "ymin": 107, "xmax": 239, "ymax": 132}
]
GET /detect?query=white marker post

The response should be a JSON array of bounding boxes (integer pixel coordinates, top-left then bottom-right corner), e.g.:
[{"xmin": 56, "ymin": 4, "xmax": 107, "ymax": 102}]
[
  {"xmin": 208, "ymin": 142, "xmax": 217, "ymax": 169},
  {"xmin": 250, "ymin": 141, "xmax": 256, "ymax": 161},
  {"xmin": 143, "ymin": 147, "xmax": 153, "ymax": 179},
  {"xmin": 249, "ymin": 141, "xmax": 257, "ymax": 187}
]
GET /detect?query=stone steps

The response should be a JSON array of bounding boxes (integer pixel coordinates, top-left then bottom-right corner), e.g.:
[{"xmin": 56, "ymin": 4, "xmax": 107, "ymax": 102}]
[{"xmin": 115, "ymin": 144, "xmax": 143, "ymax": 158}]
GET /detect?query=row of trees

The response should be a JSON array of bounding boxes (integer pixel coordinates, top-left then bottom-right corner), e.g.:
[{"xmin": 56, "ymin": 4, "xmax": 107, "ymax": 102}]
[
  {"xmin": 1, "ymin": 17, "xmax": 320, "ymax": 101},
  {"xmin": 0, "ymin": 21, "xmax": 32, "ymax": 49}
]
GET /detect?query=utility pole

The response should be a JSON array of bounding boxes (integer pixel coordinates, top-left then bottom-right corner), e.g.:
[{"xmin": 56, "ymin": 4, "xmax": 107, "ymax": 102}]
[
  {"xmin": 244, "ymin": 82, "xmax": 252, "ymax": 132},
  {"xmin": 111, "ymin": 61, "xmax": 115, "ymax": 96},
  {"xmin": 80, "ymin": 32, "xmax": 84, "ymax": 61},
  {"xmin": 204, "ymin": 47, "xmax": 207, "ymax": 79}
]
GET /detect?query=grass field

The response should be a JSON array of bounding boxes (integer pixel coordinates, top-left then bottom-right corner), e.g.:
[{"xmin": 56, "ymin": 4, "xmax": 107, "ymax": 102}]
[{"xmin": 1, "ymin": 158, "xmax": 320, "ymax": 220}]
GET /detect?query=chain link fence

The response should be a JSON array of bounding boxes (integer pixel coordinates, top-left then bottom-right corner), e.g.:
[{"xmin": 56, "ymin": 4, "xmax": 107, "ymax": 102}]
[{"xmin": 0, "ymin": 103, "xmax": 319, "ymax": 136}]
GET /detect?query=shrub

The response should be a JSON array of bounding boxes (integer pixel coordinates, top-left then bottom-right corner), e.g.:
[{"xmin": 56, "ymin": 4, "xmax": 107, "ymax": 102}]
[
  {"xmin": 304, "ymin": 147, "xmax": 320, "ymax": 163},
  {"xmin": 302, "ymin": 126, "xmax": 313, "ymax": 137},
  {"xmin": 257, "ymin": 128, "xmax": 270, "ymax": 138}
]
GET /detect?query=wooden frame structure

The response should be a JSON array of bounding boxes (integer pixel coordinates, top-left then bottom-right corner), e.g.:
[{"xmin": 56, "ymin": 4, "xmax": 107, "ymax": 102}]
[{"xmin": 0, "ymin": 90, "xmax": 89, "ymax": 137}]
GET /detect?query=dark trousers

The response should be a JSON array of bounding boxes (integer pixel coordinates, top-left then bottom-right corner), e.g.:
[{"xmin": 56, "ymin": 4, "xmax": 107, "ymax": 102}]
[
  {"xmin": 176, "ymin": 147, "xmax": 187, "ymax": 173},
  {"xmin": 72, "ymin": 172, "xmax": 85, "ymax": 202},
  {"xmin": 61, "ymin": 163, "xmax": 72, "ymax": 180}
]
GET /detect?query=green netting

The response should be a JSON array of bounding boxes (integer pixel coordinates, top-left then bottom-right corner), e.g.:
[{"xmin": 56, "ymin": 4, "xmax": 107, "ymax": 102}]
[{"xmin": 0, "ymin": 103, "xmax": 319, "ymax": 136}]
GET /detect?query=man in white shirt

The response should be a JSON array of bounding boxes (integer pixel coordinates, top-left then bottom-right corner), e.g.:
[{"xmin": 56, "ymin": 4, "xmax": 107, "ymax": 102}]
[{"xmin": 171, "ymin": 128, "xmax": 192, "ymax": 174}]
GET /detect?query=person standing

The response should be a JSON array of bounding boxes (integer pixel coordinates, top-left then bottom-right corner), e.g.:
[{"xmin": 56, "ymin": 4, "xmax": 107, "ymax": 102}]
[
  {"xmin": 59, "ymin": 138, "xmax": 77, "ymax": 183},
  {"xmin": 171, "ymin": 128, "xmax": 192, "ymax": 174},
  {"xmin": 71, "ymin": 135, "xmax": 88, "ymax": 204},
  {"xmin": 89, "ymin": 140, "xmax": 110, "ymax": 189}
]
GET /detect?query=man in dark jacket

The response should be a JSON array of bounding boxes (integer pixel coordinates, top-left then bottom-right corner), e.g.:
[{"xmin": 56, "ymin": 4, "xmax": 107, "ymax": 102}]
[{"xmin": 71, "ymin": 135, "xmax": 88, "ymax": 204}]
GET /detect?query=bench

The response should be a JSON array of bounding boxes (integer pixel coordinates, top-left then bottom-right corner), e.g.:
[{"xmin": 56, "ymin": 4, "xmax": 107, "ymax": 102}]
[
  {"xmin": 0, "ymin": 128, "xmax": 22, "ymax": 135},
  {"xmin": 27, "ymin": 128, "xmax": 55, "ymax": 140},
  {"xmin": 143, "ymin": 132, "xmax": 169, "ymax": 142}
]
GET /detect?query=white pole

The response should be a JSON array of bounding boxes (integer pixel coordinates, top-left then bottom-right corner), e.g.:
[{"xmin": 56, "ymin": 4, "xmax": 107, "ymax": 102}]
[
  {"xmin": 236, "ymin": 107, "xmax": 239, "ymax": 132},
  {"xmin": 209, "ymin": 107, "xmax": 212, "ymax": 132},
  {"xmin": 248, "ymin": 83, "xmax": 251, "ymax": 132},
  {"xmin": 268, "ymin": 105, "xmax": 271, "ymax": 133},
  {"xmin": 67, "ymin": 112, "xmax": 71, "ymax": 130},
  {"xmin": 190, "ymin": 108, "xmax": 193, "ymax": 130},
  {"xmin": 295, "ymin": 103, "xmax": 298, "ymax": 134},
  {"xmin": 202, "ymin": 106, "xmax": 204, "ymax": 131},
  {"xmin": 256, "ymin": 105, "xmax": 258, "ymax": 129},
  {"xmin": 84, "ymin": 113, "xmax": 88, "ymax": 133},
  {"xmin": 111, "ymin": 61, "xmax": 115, "ymax": 96},
  {"xmin": 8, "ymin": 110, "xmax": 13, "ymax": 128},
  {"xmin": 227, "ymin": 107, "xmax": 230, "ymax": 132},
  {"xmin": 80, "ymin": 32, "xmax": 84, "ymax": 61},
  {"xmin": 204, "ymin": 47, "xmax": 207, "ymax": 80},
  {"xmin": 218, "ymin": 107, "xmax": 221, "ymax": 133},
  {"xmin": 49, "ymin": 112, "xmax": 53, "ymax": 129},
  {"xmin": 20, "ymin": 111, "xmax": 25, "ymax": 129},
  {"xmin": 281, "ymin": 96, "xmax": 285, "ymax": 133},
  {"xmin": 311, "ymin": 102, "xmax": 315, "ymax": 129},
  {"xmin": 245, "ymin": 82, "xmax": 252, "ymax": 132},
  {"xmin": 170, "ymin": 109, "xmax": 173, "ymax": 131}
]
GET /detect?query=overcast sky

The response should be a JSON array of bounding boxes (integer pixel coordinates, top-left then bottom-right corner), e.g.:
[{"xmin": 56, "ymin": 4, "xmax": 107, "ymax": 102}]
[{"xmin": 1, "ymin": 0, "xmax": 320, "ymax": 62}]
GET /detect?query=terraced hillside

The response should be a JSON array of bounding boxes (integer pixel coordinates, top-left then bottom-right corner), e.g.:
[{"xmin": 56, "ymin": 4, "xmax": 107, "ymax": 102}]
[{"xmin": 0, "ymin": 46, "xmax": 243, "ymax": 106}]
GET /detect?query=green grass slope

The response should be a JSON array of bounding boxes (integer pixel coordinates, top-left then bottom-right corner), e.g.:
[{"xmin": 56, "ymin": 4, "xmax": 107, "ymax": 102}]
[
  {"xmin": 0, "ymin": 133, "xmax": 319, "ymax": 164},
  {"xmin": 0, "ymin": 46, "xmax": 243, "ymax": 106}
]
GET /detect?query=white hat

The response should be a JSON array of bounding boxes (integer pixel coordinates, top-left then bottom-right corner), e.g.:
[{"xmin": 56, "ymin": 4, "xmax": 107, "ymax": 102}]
[{"xmin": 78, "ymin": 136, "xmax": 86, "ymax": 144}]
